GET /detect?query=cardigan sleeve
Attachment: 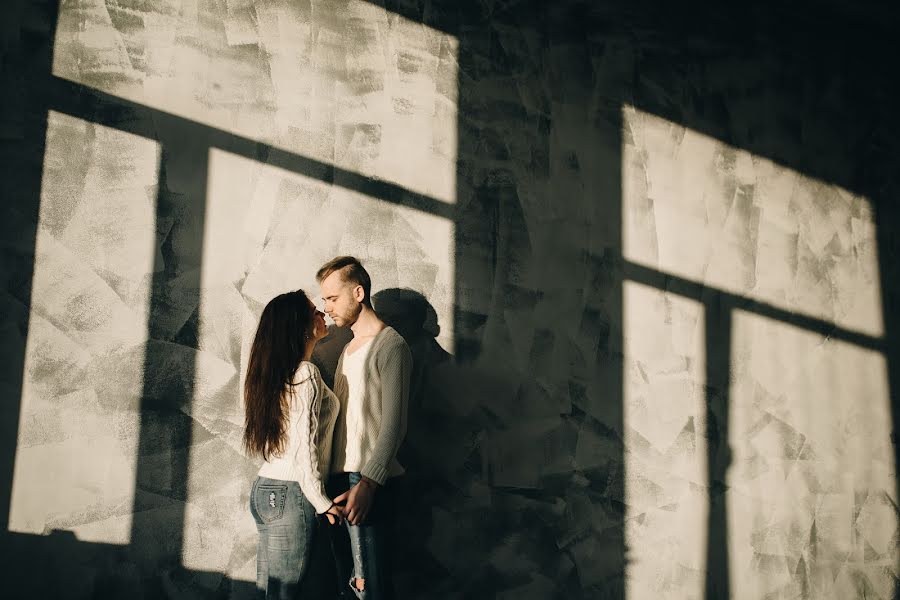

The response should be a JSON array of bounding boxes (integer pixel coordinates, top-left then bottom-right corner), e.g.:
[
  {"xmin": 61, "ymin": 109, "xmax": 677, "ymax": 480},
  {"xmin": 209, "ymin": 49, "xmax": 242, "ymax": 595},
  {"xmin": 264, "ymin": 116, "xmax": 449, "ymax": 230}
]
[
  {"xmin": 360, "ymin": 336, "xmax": 412, "ymax": 484},
  {"xmin": 290, "ymin": 364, "xmax": 334, "ymax": 513}
]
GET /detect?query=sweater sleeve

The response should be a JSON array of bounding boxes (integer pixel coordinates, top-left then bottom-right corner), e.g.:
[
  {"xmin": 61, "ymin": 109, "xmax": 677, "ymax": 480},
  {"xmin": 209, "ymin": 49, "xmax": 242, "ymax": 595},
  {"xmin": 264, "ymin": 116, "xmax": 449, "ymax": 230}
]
[
  {"xmin": 360, "ymin": 337, "xmax": 412, "ymax": 484},
  {"xmin": 291, "ymin": 364, "xmax": 334, "ymax": 514}
]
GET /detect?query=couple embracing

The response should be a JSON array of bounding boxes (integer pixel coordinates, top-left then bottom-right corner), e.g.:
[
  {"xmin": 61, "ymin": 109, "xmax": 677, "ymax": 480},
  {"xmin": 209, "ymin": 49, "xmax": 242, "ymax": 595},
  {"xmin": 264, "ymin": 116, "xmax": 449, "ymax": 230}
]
[{"xmin": 243, "ymin": 256, "xmax": 412, "ymax": 599}]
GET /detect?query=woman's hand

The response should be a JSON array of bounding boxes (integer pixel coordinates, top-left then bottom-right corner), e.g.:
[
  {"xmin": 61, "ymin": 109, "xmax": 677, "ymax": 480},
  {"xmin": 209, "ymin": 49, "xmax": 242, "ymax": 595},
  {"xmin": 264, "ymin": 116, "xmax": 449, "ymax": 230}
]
[{"xmin": 324, "ymin": 503, "xmax": 346, "ymax": 525}]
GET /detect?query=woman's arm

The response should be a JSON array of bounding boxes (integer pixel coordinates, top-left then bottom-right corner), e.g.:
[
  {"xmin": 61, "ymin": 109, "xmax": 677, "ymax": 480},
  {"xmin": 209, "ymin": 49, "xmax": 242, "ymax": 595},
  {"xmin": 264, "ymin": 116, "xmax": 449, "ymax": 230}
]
[{"xmin": 291, "ymin": 364, "xmax": 335, "ymax": 514}]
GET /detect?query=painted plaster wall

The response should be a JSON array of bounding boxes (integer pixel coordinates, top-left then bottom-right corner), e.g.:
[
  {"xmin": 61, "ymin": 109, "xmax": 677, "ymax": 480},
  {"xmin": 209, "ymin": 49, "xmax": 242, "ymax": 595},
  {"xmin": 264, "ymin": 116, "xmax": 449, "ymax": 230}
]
[{"xmin": 2, "ymin": 0, "xmax": 898, "ymax": 598}]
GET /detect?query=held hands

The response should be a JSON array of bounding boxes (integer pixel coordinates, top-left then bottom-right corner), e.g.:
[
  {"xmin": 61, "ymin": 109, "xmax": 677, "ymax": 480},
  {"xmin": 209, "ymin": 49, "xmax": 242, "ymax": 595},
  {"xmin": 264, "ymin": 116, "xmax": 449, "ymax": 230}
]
[
  {"xmin": 332, "ymin": 477, "xmax": 377, "ymax": 526},
  {"xmin": 323, "ymin": 503, "xmax": 346, "ymax": 526}
]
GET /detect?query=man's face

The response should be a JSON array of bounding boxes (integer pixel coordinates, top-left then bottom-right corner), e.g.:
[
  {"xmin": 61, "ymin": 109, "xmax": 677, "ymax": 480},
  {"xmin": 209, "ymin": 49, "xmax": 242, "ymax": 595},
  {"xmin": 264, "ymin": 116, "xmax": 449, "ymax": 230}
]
[{"xmin": 319, "ymin": 270, "xmax": 362, "ymax": 328}]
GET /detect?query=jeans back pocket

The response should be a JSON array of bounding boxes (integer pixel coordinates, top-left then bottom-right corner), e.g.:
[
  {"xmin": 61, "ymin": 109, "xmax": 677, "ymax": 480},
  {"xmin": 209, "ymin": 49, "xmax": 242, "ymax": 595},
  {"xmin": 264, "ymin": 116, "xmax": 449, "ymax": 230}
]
[{"xmin": 253, "ymin": 482, "xmax": 288, "ymax": 524}]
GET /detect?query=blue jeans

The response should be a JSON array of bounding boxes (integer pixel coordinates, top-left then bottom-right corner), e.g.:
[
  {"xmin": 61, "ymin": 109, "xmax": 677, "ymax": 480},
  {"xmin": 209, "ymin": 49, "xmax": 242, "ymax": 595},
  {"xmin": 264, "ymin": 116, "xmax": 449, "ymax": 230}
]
[
  {"xmin": 249, "ymin": 476, "xmax": 318, "ymax": 600},
  {"xmin": 326, "ymin": 472, "xmax": 397, "ymax": 600}
]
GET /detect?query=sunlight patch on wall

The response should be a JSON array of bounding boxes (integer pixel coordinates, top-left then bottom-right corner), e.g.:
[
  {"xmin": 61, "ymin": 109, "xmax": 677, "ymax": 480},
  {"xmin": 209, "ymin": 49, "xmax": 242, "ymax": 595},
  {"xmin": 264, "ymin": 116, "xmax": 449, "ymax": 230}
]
[
  {"xmin": 622, "ymin": 104, "xmax": 883, "ymax": 338},
  {"xmin": 52, "ymin": 0, "xmax": 459, "ymax": 205},
  {"xmin": 728, "ymin": 310, "xmax": 896, "ymax": 599},
  {"xmin": 211, "ymin": 148, "xmax": 457, "ymax": 357},
  {"xmin": 623, "ymin": 280, "xmax": 708, "ymax": 600},
  {"xmin": 179, "ymin": 147, "xmax": 455, "ymax": 579},
  {"xmin": 621, "ymin": 104, "xmax": 896, "ymax": 599},
  {"xmin": 8, "ymin": 111, "xmax": 160, "ymax": 544}
]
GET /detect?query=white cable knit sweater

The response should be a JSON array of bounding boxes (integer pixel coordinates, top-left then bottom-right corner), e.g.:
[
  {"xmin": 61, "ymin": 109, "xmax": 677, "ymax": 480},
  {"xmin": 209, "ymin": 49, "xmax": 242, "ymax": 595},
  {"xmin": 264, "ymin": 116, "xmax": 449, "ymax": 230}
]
[{"xmin": 257, "ymin": 362, "xmax": 339, "ymax": 514}]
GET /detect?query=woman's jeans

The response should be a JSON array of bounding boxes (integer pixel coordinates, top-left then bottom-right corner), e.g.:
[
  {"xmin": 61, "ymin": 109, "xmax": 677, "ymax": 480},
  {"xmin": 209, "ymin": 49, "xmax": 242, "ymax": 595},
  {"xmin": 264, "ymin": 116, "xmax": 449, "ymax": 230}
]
[{"xmin": 249, "ymin": 476, "xmax": 317, "ymax": 599}]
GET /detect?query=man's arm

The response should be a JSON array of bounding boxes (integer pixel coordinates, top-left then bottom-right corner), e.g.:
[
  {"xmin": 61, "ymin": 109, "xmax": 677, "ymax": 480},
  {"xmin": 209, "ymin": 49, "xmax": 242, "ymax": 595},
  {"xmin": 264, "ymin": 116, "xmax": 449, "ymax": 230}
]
[
  {"xmin": 360, "ymin": 337, "xmax": 412, "ymax": 485},
  {"xmin": 340, "ymin": 336, "xmax": 412, "ymax": 525}
]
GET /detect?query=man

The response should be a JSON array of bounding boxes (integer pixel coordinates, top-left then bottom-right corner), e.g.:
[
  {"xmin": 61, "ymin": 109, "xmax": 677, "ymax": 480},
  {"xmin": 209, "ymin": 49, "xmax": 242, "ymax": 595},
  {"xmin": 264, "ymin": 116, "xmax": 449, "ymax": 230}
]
[{"xmin": 317, "ymin": 256, "xmax": 412, "ymax": 599}]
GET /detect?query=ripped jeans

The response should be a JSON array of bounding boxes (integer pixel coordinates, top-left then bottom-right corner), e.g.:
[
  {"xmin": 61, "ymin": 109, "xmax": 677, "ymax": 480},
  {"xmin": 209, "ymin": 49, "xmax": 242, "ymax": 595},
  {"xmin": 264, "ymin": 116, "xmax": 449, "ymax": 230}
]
[{"xmin": 326, "ymin": 472, "xmax": 397, "ymax": 600}]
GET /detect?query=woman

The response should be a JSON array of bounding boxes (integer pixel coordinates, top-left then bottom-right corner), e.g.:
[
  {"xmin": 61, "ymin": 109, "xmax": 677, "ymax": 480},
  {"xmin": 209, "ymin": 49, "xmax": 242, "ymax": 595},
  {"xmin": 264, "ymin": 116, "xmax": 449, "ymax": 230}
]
[{"xmin": 243, "ymin": 290, "xmax": 343, "ymax": 599}]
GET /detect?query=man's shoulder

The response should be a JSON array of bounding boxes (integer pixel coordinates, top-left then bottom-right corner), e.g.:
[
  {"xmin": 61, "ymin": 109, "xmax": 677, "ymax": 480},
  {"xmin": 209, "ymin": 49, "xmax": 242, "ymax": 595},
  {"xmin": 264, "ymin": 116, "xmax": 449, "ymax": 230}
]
[
  {"xmin": 374, "ymin": 326, "xmax": 411, "ymax": 356},
  {"xmin": 380, "ymin": 325, "xmax": 406, "ymax": 348}
]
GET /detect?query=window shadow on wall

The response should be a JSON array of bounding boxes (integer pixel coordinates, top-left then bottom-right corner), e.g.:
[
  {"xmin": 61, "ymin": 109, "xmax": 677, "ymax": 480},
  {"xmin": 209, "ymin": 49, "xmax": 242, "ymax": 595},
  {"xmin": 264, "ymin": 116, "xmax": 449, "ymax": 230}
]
[
  {"xmin": 0, "ymin": 0, "xmax": 211, "ymax": 593},
  {"xmin": 614, "ymin": 3, "xmax": 900, "ymax": 598},
  {"xmin": 384, "ymin": 1, "xmax": 900, "ymax": 598}
]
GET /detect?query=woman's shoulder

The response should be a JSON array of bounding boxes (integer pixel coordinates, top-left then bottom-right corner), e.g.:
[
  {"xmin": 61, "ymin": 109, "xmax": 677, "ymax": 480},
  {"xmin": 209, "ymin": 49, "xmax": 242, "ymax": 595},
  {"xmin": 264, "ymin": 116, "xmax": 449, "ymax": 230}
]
[{"xmin": 291, "ymin": 361, "xmax": 322, "ymax": 385}]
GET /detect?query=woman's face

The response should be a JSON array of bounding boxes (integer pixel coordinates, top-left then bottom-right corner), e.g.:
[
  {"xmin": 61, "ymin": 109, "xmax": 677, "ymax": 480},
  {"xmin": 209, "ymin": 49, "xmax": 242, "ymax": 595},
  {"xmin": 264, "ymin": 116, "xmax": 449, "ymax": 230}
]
[{"xmin": 308, "ymin": 299, "xmax": 328, "ymax": 342}]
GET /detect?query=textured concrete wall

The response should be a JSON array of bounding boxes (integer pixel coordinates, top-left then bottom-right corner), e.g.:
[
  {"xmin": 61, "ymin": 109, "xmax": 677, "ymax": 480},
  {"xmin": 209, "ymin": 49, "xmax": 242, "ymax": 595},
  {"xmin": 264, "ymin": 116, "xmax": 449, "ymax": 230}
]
[
  {"xmin": 2, "ymin": 0, "xmax": 898, "ymax": 598},
  {"xmin": 621, "ymin": 107, "xmax": 892, "ymax": 599}
]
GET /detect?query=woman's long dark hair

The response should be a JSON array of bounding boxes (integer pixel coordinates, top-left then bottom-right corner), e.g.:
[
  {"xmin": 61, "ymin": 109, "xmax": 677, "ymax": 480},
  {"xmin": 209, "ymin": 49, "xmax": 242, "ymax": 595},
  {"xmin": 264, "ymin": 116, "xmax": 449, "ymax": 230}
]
[{"xmin": 243, "ymin": 289, "xmax": 314, "ymax": 460}]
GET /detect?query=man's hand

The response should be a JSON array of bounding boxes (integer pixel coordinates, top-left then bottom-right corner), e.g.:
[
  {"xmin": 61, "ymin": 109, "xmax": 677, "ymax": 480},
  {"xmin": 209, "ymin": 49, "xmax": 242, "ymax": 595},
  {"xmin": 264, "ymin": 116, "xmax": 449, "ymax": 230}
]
[{"xmin": 334, "ymin": 478, "xmax": 378, "ymax": 525}]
